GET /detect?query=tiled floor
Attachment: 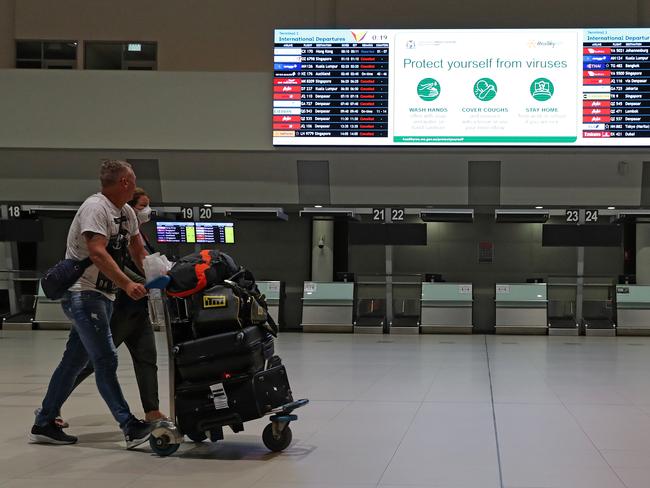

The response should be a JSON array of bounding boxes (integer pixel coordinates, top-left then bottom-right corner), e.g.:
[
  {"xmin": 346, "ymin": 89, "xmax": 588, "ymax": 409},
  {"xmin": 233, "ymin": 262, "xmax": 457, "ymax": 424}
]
[{"xmin": 2, "ymin": 330, "xmax": 650, "ymax": 488}]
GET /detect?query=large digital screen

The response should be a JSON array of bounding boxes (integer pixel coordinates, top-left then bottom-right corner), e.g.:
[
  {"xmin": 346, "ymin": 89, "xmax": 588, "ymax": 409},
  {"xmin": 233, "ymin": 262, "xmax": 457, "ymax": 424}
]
[
  {"xmin": 195, "ymin": 222, "xmax": 235, "ymax": 244},
  {"xmin": 273, "ymin": 28, "xmax": 650, "ymax": 146},
  {"xmin": 156, "ymin": 221, "xmax": 196, "ymax": 243}
]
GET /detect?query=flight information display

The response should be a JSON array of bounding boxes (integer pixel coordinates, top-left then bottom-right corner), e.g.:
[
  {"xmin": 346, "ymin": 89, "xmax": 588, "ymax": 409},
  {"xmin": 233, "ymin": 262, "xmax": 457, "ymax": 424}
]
[
  {"xmin": 156, "ymin": 221, "xmax": 196, "ymax": 243},
  {"xmin": 195, "ymin": 222, "xmax": 235, "ymax": 244},
  {"xmin": 273, "ymin": 28, "xmax": 650, "ymax": 146}
]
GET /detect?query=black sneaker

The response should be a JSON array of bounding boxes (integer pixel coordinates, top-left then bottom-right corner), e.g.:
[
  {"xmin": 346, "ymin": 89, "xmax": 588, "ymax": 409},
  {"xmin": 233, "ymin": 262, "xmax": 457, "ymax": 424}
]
[
  {"xmin": 124, "ymin": 418, "xmax": 151, "ymax": 450},
  {"xmin": 28, "ymin": 422, "xmax": 77, "ymax": 445}
]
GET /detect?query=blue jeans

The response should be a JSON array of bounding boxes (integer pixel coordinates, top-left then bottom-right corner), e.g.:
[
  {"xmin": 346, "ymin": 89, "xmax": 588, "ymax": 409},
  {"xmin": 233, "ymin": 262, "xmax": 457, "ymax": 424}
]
[{"xmin": 35, "ymin": 291, "xmax": 135, "ymax": 430}]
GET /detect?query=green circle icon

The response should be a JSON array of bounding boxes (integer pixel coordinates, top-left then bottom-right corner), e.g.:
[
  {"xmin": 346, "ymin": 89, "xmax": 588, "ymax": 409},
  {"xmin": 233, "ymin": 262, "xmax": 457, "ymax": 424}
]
[
  {"xmin": 473, "ymin": 78, "xmax": 497, "ymax": 101},
  {"xmin": 530, "ymin": 78, "xmax": 554, "ymax": 101},
  {"xmin": 417, "ymin": 78, "xmax": 441, "ymax": 101}
]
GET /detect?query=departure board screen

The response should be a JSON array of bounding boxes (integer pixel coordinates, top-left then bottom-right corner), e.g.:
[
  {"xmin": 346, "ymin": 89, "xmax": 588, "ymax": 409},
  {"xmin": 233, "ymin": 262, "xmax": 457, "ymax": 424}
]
[
  {"xmin": 273, "ymin": 28, "xmax": 650, "ymax": 146},
  {"xmin": 195, "ymin": 222, "xmax": 235, "ymax": 244},
  {"xmin": 156, "ymin": 222, "xmax": 196, "ymax": 243}
]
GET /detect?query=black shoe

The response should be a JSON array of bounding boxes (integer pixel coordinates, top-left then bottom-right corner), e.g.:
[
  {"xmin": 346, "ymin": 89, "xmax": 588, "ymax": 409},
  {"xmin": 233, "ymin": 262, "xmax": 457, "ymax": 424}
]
[
  {"xmin": 124, "ymin": 418, "xmax": 151, "ymax": 450},
  {"xmin": 29, "ymin": 422, "xmax": 77, "ymax": 445}
]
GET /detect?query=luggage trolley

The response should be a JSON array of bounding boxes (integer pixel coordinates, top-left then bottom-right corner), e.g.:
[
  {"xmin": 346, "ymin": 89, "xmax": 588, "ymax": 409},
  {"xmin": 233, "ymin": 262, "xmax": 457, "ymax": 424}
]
[{"xmin": 146, "ymin": 278, "xmax": 308, "ymax": 457}]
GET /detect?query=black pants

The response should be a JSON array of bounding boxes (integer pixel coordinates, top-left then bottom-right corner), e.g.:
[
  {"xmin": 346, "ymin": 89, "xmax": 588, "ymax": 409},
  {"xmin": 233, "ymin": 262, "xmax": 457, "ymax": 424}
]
[{"xmin": 72, "ymin": 300, "xmax": 160, "ymax": 413}]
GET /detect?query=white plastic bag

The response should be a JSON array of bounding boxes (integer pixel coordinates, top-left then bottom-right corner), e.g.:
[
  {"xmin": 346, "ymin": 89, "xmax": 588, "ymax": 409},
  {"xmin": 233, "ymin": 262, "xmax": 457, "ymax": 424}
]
[
  {"xmin": 148, "ymin": 288, "xmax": 167, "ymax": 330},
  {"xmin": 143, "ymin": 252, "xmax": 173, "ymax": 283}
]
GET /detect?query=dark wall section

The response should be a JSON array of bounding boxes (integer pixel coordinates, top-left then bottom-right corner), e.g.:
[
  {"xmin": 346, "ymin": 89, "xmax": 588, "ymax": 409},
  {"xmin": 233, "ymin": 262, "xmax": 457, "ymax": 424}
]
[
  {"xmin": 355, "ymin": 218, "xmax": 623, "ymax": 333},
  {"xmin": 36, "ymin": 214, "xmax": 73, "ymax": 271}
]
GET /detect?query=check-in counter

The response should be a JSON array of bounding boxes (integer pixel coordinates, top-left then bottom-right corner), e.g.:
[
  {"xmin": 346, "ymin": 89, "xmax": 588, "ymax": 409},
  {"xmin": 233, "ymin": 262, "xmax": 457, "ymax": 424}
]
[
  {"xmin": 583, "ymin": 282, "xmax": 616, "ymax": 337},
  {"xmin": 420, "ymin": 283, "xmax": 473, "ymax": 334},
  {"xmin": 616, "ymin": 285, "xmax": 650, "ymax": 335},
  {"xmin": 33, "ymin": 283, "xmax": 71, "ymax": 330},
  {"xmin": 495, "ymin": 283, "xmax": 547, "ymax": 335},
  {"xmin": 354, "ymin": 277, "xmax": 385, "ymax": 334},
  {"xmin": 256, "ymin": 281, "xmax": 283, "ymax": 328},
  {"xmin": 389, "ymin": 277, "xmax": 422, "ymax": 335},
  {"xmin": 301, "ymin": 281, "xmax": 354, "ymax": 333},
  {"xmin": 547, "ymin": 279, "xmax": 579, "ymax": 336}
]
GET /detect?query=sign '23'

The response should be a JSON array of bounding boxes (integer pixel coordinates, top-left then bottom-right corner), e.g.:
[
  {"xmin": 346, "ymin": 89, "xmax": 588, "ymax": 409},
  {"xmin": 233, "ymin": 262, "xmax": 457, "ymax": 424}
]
[{"xmin": 566, "ymin": 209, "xmax": 599, "ymax": 223}]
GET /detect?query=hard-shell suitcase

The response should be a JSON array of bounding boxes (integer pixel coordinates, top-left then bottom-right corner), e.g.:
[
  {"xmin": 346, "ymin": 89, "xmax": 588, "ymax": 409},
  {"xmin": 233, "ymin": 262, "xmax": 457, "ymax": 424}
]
[
  {"xmin": 174, "ymin": 326, "xmax": 274, "ymax": 381},
  {"xmin": 175, "ymin": 364, "xmax": 294, "ymax": 433}
]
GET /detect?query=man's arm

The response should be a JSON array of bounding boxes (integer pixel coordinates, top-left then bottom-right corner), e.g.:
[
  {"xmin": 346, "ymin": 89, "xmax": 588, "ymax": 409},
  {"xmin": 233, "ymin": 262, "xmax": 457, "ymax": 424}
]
[
  {"xmin": 128, "ymin": 233, "xmax": 148, "ymax": 274},
  {"xmin": 85, "ymin": 232, "xmax": 147, "ymax": 300}
]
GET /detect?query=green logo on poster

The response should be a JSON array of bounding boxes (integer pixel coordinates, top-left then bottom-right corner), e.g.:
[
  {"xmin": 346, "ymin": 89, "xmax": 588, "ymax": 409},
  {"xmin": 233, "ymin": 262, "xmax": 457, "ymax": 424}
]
[
  {"xmin": 473, "ymin": 78, "xmax": 497, "ymax": 101},
  {"xmin": 530, "ymin": 78, "xmax": 554, "ymax": 101},
  {"xmin": 417, "ymin": 78, "xmax": 441, "ymax": 101}
]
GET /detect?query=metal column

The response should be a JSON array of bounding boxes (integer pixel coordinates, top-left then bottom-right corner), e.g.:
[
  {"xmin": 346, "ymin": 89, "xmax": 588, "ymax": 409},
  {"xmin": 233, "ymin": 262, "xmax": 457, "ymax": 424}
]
[
  {"xmin": 576, "ymin": 210, "xmax": 585, "ymax": 331},
  {"xmin": 384, "ymin": 208, "xmax": 392, "ymax": 333},
  {"xmin": 0, "ymin": 205, "xmax": 18, "ymax": 315}
]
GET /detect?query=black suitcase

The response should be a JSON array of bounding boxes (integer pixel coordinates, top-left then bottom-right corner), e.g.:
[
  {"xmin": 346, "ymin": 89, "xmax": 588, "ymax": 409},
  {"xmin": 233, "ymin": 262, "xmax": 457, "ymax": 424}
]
[
  {"xmin": 174, "ymin": 326, "xmax": 274, "ymax": 382},
  {"xmin": 175, "ymin": 364, "xmax": 294, "ymax": 432}
]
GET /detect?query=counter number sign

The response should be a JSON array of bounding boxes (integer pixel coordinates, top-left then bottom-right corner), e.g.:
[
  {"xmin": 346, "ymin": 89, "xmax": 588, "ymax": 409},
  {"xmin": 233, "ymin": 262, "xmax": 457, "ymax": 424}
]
[
  {"xmin": 199, "ymin": 207, "xmax": 213, "ymax": 220},
  {"xmin": 372, "ymin": 208, "xmax": 405, "ymax": 221},
  {"xmin": 566, "ymin": 209, "xmax": 598, "ymax": 223},
  {"xmin": 372, "ymin": 208, "xmax": 385, "ymax": 221},
  {"xmin": 566, "ymin": 209, "xmax": 579, "ymax": 223},
  {"xmin": 7, "ymin": 205, "xmax": 21, "ymax": 218}
]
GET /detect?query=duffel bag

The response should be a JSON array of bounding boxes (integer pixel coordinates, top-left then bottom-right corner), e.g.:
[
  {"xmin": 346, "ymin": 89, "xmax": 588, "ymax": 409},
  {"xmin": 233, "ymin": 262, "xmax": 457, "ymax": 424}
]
[
  {"xmin": 167, "ymin": 249, "xmax": 239, "ymax": 298},
  {"xmin": 192, "ymin": 281, "xmax": 278, "ymax": 337},
  {"xmin": 192, "ymin": 283, "xmax": 244, "ymax": 336}
]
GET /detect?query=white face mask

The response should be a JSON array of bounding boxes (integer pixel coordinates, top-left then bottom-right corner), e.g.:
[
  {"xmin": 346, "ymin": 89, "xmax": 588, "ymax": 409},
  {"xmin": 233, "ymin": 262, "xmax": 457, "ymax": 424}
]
[{"xmin": 137, "ymin": 205, "xmax": 152, "ymax": 225}]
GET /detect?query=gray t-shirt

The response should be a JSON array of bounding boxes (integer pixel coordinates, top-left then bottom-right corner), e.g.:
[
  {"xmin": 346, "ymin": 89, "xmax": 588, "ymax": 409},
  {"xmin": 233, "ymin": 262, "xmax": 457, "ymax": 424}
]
[{"xmin": 66, "ymin": 193, "xmax": 139, "ymax": 300}]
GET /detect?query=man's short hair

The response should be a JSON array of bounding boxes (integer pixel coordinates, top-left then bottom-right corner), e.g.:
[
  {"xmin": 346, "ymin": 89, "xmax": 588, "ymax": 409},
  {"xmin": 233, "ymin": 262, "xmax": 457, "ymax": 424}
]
[{"xmin": 100, "ymin": 160, "xmax": 132, "ymax": 187}]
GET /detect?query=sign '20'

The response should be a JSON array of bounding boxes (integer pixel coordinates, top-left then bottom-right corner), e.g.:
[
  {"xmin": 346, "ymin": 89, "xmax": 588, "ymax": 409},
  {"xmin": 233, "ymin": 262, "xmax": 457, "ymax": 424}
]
[{"xmin": 199, "ymin": 207, "xmax": 213, "ymax": 220}]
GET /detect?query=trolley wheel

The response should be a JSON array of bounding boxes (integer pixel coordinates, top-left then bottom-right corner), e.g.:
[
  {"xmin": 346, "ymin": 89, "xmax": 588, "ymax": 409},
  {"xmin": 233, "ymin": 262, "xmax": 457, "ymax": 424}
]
[
  {"xmin": 186, "ymin": 431, "xmax": 207, "ymax": 443},
  {"xmin": 149, "ymin": 432, "xmax": 180, "ymax": 457},
  {"xmin": 262, "ymin": 423, "xmax": 292, "ymax": 452}
]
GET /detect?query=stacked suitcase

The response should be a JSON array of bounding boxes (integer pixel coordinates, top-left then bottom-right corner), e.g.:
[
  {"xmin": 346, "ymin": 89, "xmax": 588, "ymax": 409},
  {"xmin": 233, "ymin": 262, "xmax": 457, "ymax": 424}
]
[{"xmin": 168, "ymin": 285, "xmax": 295, "ymax": 441}]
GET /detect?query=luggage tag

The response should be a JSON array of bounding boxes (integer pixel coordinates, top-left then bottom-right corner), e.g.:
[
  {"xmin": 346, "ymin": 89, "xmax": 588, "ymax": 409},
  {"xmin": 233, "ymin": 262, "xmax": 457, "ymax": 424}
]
[{"xmin": 209, "ymin": 383, "xmax": 229, "ymax": 410}]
